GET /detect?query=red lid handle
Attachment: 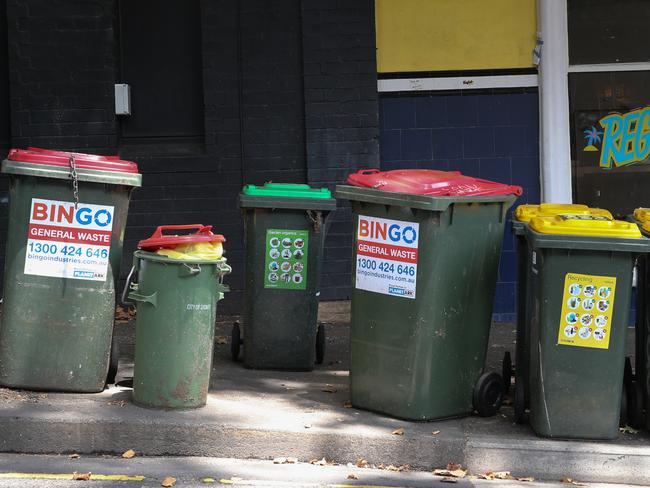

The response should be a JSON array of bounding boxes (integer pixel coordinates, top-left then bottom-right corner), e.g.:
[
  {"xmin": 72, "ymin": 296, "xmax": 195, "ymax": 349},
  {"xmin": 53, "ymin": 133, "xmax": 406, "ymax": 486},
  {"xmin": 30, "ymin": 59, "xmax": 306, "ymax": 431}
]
[
  {"xmin": 358, "ymin": 169, "xmax": 380, "ymax": 175},
  {"xmin": 150, "ymin": 224, "xmax": 213, "ymax": 239}
]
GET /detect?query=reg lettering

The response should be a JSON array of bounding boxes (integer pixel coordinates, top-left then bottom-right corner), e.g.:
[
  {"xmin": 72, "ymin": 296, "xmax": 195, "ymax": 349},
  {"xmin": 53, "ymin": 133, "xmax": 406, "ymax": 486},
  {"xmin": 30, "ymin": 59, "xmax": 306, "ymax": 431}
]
[{"xmin": 359, "ymin": 219, "xmax": 417, "ymax": 244}]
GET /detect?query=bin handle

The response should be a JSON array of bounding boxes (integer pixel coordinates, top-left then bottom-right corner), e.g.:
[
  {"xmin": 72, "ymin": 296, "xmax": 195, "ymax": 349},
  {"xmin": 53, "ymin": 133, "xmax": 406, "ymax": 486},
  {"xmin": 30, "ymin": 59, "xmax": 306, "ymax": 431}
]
[
  {"xmin": 128, "ymin": 291, "xmax": 158, "ymax": 307},
  {"xmin": 121, "ymin": 265, "xmax": 138, "ymax": 306},
  {"xmin": 150, "ymin": 224, "xmax": 213, "ymax": 238},
  {"xmin": 357, "ymin": 169, "xmax": 380, "ymax": 175},
  {"xmin": 216, "ymin": 261, "xmax": 232, "ymax": 276}
]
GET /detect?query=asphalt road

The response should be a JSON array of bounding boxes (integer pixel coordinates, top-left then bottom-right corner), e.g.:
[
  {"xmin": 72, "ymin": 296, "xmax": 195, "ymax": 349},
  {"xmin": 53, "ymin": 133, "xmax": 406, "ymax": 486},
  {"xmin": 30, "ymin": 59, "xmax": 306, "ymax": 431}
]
[{"xmin": 0, "ymin": 454, "xmax": 639, "ymax": 488}]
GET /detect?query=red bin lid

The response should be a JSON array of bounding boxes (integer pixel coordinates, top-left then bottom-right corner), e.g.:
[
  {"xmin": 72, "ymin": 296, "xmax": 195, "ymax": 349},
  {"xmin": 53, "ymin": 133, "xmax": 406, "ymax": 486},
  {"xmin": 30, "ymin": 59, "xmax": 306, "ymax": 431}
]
[
  {"xmin": 138, "ymin": 225, "xmax": 226, "ymax": 251},
  {"xmin": 347, "ymin": 169, "xmax": 522, "ymax": 197},
  {"xmin": 7, "ymin": 147, "xmax": 139, "ymax": 174}
]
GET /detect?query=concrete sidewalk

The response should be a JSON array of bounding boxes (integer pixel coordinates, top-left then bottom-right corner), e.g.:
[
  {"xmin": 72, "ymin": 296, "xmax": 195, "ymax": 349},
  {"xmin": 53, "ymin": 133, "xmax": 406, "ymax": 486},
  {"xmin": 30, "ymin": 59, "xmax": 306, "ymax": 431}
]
[{"xmin": 0, "ymin": 302, "xmax": 648, "ymax": 485}]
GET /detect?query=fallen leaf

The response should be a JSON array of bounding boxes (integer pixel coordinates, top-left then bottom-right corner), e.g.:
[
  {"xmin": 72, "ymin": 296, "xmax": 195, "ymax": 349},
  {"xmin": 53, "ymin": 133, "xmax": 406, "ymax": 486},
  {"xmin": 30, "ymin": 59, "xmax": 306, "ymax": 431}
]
[
  {"xmin": 122, "ymin": 449, "xmax": 136, "ymax": 459},
  {"xmin": 347, "ymin": 473, "xmax": 359, "ymax": 480},
  {"xmin": 107, "ymin": 400, "xmax": 127, "ymax": 407},
  {"xmin": 202, "ymin": 478, "xmax": 215, "ymax": 483},
  {"xmin": 161, "ymin": 476, "xmax": 177, "ymax": 487},
  {"xmin": 304, "ymin": 424, "xmax": 311, "ymax": 429},
  {"xmin": 215, "ymin": 336, "xmax": 228, "ymax": 345},
  {"xmin": 310, "ymin": 458, "xmax": 336, "ymax": 466},
  {"xmin": 72, "ymin": 471, "xmax": 91, "ymax": 481},
  {"xmin": 562, "ymin": 478, "xmax": 589, "ymax": 486},
  {"xmin": 392, "ymin": 427, "xmax": 404, "ymax": 436},
  {"xmin": 378, "ymin": 464, "xmax": 410, "ymax": 472},
  {"xmin": 433, "ymin": 466, "xmax": 467, "ymax": 479},
  {"xmin": 355, "ymin": 458, "xmax": 368, "ymax": 468},
  {"xmin": 432, "ymin": 430, "xmax": 441, "ymax": 436},
  {"xmin": 518, "ymin": 476, "xmax": 535, "ymax": 482},
  {"xmin": 620, "ymin": 425, "xmax": 639, "ymax": 434},
  {"xmin": 69, "ymin": 453, "xmax": 80, "ymax": 459},
  {"xmin": 321, "ymin": 385, "xmax": 337, "ymax": 393},
  {"xmin": 440, "ymin": 477, "xmax": 458, "ymax": 483},
  {"xmin": 486, "ymin": 471, "xmax": 512, "ymax": 480},
  {"xmin": 447, "ymin": 463, "xmax": 462, "ymax": 471},
  {"xmin": 343, "ymin": 401, "xmax": 352, "ymax": 408}
]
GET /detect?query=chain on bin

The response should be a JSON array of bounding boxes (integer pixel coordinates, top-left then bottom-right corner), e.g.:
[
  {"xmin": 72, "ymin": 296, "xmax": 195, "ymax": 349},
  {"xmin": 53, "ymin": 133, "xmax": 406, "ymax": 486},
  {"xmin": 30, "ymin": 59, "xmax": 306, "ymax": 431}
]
[{"xmin": 68, "ymin": 155, "xmax": 79, "ymax": 209}]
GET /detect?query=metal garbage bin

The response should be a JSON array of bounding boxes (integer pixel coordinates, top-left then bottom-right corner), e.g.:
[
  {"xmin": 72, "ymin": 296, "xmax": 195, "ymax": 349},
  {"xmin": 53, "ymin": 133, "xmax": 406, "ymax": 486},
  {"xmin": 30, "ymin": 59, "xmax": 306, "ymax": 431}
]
[
  {"xmin": 336, "ymin": 168, "xmax": 521, "ymax": 420},
  {"xmin": 125, "ymin": 225, "xmax": 231, "ymax": 409},
  {"xmin": 525, "ymin": 215, "xmax": 649, "ymax": 439},
  {"xmin": 0, "ymin": 148, "xmax": 141, "ymax": 392},
  {"xmin": 236, "ymin": 183, "xmax": 336, "ymax": 370}
]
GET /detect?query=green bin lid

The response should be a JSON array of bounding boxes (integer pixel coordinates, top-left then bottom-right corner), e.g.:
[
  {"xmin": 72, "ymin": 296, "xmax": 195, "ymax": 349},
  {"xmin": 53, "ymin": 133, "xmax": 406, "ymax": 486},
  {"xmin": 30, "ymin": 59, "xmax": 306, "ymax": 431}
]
[{"xmin": 241, "ymin": 183, "xmax": 332, "ymax": 199}]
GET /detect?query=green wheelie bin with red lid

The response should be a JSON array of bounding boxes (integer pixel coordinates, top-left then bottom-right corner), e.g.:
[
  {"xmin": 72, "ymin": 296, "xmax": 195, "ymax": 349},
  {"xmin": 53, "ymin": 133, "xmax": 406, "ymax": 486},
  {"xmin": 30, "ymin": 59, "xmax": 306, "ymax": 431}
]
[
  {"xmin": 336, "ymin": 169, "xmax": 521, "ymax": 420},
  {"xmin": 0, "ymin": 148, "xmax": 141, "ymax": 392}
]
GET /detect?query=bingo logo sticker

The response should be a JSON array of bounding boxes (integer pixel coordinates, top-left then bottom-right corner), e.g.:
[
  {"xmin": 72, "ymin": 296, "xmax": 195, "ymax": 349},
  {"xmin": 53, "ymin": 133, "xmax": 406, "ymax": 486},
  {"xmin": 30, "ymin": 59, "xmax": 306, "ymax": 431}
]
[
  {"xmin": 355, "ymin": 215, "xmax": 419, "ymax": 299},
  {"xmin": 24, "ymin": 198, "xmax": 114, "ymax": 281}
]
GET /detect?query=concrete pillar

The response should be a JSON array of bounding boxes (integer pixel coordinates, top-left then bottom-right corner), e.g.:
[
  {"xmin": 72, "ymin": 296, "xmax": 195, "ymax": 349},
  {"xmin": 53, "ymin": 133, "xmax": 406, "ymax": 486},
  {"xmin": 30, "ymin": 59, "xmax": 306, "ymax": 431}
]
[{"xmin": 537, "ymin": 0, "xmax": 573, "ymax": 203}]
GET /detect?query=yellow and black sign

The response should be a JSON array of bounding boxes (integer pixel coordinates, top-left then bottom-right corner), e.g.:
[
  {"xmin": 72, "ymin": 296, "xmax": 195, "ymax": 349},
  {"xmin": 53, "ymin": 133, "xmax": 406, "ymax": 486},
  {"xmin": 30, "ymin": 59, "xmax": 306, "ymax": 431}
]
[{"xmin": 557, "ymin": 273, "xmax": 616, "ymax": 350}]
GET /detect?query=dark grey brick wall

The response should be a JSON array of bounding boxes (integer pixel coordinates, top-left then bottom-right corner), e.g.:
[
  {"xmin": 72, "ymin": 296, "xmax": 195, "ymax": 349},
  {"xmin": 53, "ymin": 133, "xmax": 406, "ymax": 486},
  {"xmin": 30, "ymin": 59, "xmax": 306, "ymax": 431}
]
[
  {"xmin": 302, "ymin": 0, "xmax": 379, "ymax": 299},
  {"xmin": 1, "ymin": 0, "xmax": 379, "ymax": 311}
]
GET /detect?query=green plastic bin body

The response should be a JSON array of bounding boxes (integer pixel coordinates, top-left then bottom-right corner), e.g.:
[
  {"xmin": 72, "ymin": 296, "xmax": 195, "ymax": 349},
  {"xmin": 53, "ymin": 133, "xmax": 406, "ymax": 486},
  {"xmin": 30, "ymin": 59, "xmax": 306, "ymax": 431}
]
[
  {"xmin": 0, "ymin": 158, "xmax": 141, "ymax": 392},
  {"xmin": 630, "ymin": 217, "xmax": 650, "ymax": 429},
  {"xmin": 335, "ymin": 185, "xmax": 515, "ymax": 420},
  {"xmin": 128, "ymin": 250, "xmax": 230, "ymax": 409},
  {"xmin": 525, "ymin": 228, "xmax": 650, "ymax": 439},
  {"xmin": 239, "ymin": 184, "xmax": 336, "ymax": 370}
]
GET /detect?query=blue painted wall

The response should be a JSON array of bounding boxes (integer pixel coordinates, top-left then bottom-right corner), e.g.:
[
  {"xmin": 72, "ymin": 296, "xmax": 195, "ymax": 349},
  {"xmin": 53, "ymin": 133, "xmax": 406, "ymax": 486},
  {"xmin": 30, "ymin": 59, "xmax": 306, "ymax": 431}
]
[{"xmin": 378, "ymin": 91, "xmax": 540, "ymax": 322}]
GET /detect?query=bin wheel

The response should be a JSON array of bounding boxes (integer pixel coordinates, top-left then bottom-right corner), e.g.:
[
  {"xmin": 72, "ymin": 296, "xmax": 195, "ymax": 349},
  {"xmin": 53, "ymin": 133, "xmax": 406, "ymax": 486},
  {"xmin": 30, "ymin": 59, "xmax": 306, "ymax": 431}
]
[
  {"xmin": 315, "ymin": 322, "xmax": 326, "ymax": 365},
  {"xmin": 473, "ymin": 371, "xmax": 504, "ymax": 417},
  {"xmin": 501, "ymin": 351, "xmax": 513, "ymax": 394},
  {"xmin": 514, "ymin": 379, "xmax": 526, "ymax": 424},
  {"xmin": 624, "ymin": 356, "xmax": 634, "ymax": 384},
  {"xmin": 627, "ymin": 380, "xmax": 645, "ymax": 429},
  {"xmin": 231, "ymin": 322, "xmax": 241, "ymax": 361},
  {"xmin": 106, "ymin": 332, "xmax": 119, "ymax": 386}
]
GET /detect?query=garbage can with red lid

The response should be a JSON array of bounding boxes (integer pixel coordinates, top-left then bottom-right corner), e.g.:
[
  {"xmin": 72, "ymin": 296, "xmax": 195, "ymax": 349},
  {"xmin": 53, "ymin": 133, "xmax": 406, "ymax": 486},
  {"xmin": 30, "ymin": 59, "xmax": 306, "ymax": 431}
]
[
  {"xmin": 0, "ymin": 148, "xmax": 141, "ymax": 392},
  {"xmin": 123, "ymin": 225, "xmax": 231, "ymax": 409},
  {"xmin": 335, "ymin": 169, "xmax": 520, "ymax": 420}
]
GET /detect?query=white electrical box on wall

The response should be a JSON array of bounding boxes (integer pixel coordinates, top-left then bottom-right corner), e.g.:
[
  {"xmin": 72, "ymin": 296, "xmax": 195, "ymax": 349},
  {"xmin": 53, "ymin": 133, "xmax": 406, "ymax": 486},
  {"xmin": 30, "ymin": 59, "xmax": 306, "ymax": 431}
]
[{"xmin": 114, "ymin": 84, "xmax": 131, "ymax": 115}]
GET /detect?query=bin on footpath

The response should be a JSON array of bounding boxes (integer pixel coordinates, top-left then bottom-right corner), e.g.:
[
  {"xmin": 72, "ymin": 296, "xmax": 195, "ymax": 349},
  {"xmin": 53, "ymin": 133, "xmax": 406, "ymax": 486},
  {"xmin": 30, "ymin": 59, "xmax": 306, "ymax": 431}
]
[
  {"xmin": 0, "ymin": 148, "xmax": 141, "ymax": 392},
  {"xmin": 124, "ymin": 225, "xmax": 231, "ymax": 409},
  {"xmin": 236, "ymin": 183, "xmax": 336, "ymax": 370},
  {"xmin": 524, "ymin": 215, "xmax": 650, "ymax": 439},
  {"xmin": 336, "ymin": 169, "xmax": 521, "ymax": 420},
  {"xmin": 509, "ymin": 204, "xmax": 612, "ymax": 423},
  {"xmin": 627, "ymin": 208, "xmax": 650, "ymax": 429}
]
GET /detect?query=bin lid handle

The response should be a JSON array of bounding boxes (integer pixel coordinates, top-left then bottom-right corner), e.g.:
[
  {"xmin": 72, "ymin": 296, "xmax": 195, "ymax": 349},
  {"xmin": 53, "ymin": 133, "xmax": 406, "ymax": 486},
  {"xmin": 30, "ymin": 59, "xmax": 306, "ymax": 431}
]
[{"xmin": 151, "ymin": 224, "xmax": 213, "ymax": 238}]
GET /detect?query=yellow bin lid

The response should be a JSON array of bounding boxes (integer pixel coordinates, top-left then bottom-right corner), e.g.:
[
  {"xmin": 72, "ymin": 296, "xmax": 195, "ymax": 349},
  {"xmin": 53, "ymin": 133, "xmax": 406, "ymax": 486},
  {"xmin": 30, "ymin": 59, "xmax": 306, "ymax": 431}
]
[
  {"xmin": 515, "ymin": 203, "xmax": 613, "ymax": 222},
  {"xmin": 529, "ymin": 215, "xmax": 642, "ymax": 238},
  {"xmin": 634, "ymin": 208, "xmax": 650, "ymax": 224}
]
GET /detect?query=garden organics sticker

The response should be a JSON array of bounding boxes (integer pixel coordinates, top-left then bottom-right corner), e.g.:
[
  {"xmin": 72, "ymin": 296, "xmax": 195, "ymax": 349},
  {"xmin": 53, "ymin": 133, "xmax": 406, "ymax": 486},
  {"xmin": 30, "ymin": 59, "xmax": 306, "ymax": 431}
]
[
  {"xmin": 558, "ymin": 273, "xmax": 616, "ymax": 350},
  {"xmin": 264, "ymin": 229, "xmax": 308, "ymax": 290}
]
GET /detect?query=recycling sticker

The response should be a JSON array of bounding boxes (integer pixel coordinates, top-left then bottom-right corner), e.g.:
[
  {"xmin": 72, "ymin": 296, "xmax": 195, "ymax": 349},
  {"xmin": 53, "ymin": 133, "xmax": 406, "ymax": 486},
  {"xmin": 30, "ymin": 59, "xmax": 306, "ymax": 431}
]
[
  {"xmin": 264, "ymin": 229, "xmax": 308, "ymax": 290},
  {"xmin": 557, "ymin": 273, "xmax": 616, "ymax": 350}
]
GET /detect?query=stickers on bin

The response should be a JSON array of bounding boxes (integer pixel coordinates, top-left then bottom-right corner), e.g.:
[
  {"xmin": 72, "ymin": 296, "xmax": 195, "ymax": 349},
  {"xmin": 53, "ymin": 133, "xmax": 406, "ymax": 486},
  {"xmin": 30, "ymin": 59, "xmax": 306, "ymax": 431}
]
[
  {"xmin": 24, "ymin": 198, "xmax": 114, "ymax": 281},
  {"xmin": 557, "ymin": 273, "xmax": 616, "ymax": 350},
  {"xmin": 355, "ymin": 215, "xmax": 418, "ymax": 299},
  {"xmin": 264, "ymin": 229, "xmax": 308, "ymax": 290}
]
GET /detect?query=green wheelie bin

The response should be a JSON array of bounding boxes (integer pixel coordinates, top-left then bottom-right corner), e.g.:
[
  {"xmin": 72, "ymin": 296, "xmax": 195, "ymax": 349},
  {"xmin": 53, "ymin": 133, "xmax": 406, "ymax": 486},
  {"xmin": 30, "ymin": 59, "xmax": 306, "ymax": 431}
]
[
  {"xmin": 0, "ymin": 148, "xmax": 141, "ymax": 392},
  {"xmin": 628, "ymin": 208, "xmax": 650, "ymax": 429},
  {"xmin": 124, "ymin": 225, "xmax": 231, "ymax": 409},
  {"xmin": 509, "ymin": 204, "xmax": 612, "ymax": 423},
  {"xmin": 336, "ymin": 169, "xmax": 521, "ymax": 421},
  {"xmin": 236, "ymin": 183, "xmax": 336, "ymax": 370},
  {"xmin": 524, "ymin": 215, "xmax": 650, "ymax": 439}
]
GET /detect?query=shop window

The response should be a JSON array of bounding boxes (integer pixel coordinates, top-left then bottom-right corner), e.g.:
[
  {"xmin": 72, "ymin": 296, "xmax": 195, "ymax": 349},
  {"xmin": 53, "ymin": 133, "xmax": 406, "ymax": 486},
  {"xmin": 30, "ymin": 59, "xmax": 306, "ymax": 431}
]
[
  {"xmin": 570, "ymin": 71, "xmax": 650, "ymax": 216},
  {"xmin": 118, "ymin": 0, "xmax": 204, "ymax": 143},
  {"xmin": 568, "ymin": 0, "xmax": 650, "ymax": 65}
]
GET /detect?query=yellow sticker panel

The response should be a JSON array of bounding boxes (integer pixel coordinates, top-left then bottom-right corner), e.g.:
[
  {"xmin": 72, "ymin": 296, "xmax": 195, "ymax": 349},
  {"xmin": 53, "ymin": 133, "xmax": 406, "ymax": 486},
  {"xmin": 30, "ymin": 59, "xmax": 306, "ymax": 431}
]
[{"xmin": 557, "ymin": 273, "xmax": 616, "ymax": 349}]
